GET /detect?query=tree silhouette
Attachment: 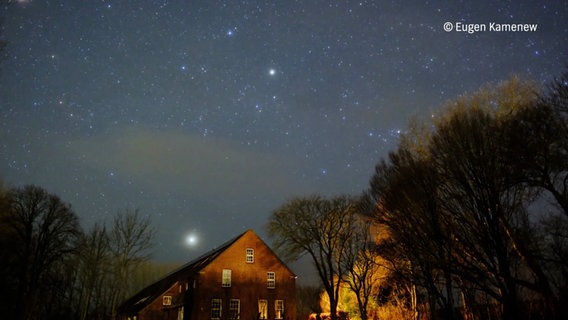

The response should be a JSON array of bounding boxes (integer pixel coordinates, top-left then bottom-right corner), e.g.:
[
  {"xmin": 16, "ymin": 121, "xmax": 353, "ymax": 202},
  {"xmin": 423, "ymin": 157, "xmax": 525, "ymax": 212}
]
[
  {"xmin": 108, "ymin": 208, "xmax": 155, "ymax": 319},
  {"xmin": 0, "ymin": 185, "xmax": 81, "ymax": 320}
]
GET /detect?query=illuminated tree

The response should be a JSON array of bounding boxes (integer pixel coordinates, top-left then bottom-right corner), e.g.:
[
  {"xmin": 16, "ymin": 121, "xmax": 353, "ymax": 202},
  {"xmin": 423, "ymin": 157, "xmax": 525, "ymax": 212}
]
[
  {"xmin": 368, "ymin": 144, "xmax": 454, "ymax": 320},
  {"xmin": 366, "ymin": 76, "xmax": 568, "ymax": 320},
  {"xmin": 267, "ymin": 195, "xmax": 359, "ymax": 320},
  {"xmin": 341, "ymin": 217, "xmax": 383, "ymax": 320}
]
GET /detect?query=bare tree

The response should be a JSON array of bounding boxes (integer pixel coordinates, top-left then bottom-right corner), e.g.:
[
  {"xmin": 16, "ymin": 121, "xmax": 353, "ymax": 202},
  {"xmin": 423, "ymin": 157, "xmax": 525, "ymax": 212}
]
[
  {"xmin": 367, "ymin": 145, "xmax": 454, "ymax": 319},
  {"xmin": 0, "ymin": 185, "xmax": 81, "ymax": 320},
  {"xmin": 511, "ymin": 70, "xmax": 568, "ymax": 216},
  {"xmin": 108, "ymin": 208, "xmax": 155, "ymax": 319},
  {"xmin": 75, "ymin": 223, "xmax": 111, "ymax": 320},
  {"xmin": 267, "ymin": 195, "xmax": 359, "ymax": 320},
  {"xmin": 72, "ymin": 214, "xmax": 163, "ymax": 320},
  {"xmin": 365, "ymin": 76, "xmax": 568, "ymax": 320},
  {"xmin": 341, "ymin": 216, "xmax": 382, "ymax": 320}
]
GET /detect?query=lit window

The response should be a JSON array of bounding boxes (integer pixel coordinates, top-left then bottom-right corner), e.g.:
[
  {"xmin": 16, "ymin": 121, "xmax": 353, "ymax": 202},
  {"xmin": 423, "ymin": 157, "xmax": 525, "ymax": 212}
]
[
  {"xmin": 229, "ymin": 299, "xmax": 240, "ymax": 320},
  {"xmin": 222, "ymin": 269, "xmax": 232, "ymax": 287},
  {"xmin": 211, "ymin": 299, "xmax": 222, "ymax": 319},
  {"xmin": 267, "ymin": 272, "xmax": 275, "ymax": 289},
  {"xmin": 163, "ymin": 295, "xmax": 172, "ymax": 306},
  {"xmin": 246, "ymin": 248, "xmax": 254, "ymax": 263},
  {"xmin": 258, "ymin": 299, "xmax": 268, "ymax": 320},
  {"xmin": 275, "ymin": 300, "xmax": 284, "ymax": 319}
]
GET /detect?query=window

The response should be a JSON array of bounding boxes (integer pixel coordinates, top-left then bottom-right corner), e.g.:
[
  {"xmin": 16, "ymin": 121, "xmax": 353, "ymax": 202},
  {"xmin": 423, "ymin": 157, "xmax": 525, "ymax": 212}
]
[
  {"xmin": 222, "ymin": 269, "xmax": 232, "ymax": 287},
  {"xmin": 258, "ymin": 299, "xmax": 268, "ymax": 320},
  {"xmin": 229, "ymin": 299, "xmax": 240, "ymax": 320},
  {"xmin": 246, "ymin": 248, "xmax": 254, "ymax": 263},
  {"xmin": 178, "ymin": 306, "xmax": 184, "ymax": 320},
  {"xmin": 163, "ymin": 295, "xmax": 172, "ymax": 306},
  {"xmin": 275, "ymin": 300, "xmax": 284, "ymax": 319},
  {"xmin": 267, "ymin": 272, "xmax": 275, "ymax": 289},
  {"xmin": 211, "ymin": 299, "xmax": 222, "ymax": 319}
]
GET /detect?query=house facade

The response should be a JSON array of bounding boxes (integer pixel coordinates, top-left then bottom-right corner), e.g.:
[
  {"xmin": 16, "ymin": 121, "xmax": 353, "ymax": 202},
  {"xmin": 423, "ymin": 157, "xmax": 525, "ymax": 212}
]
[{"xmin": 117, "ymin": 229, "xmax": 296, "ymax": 320}]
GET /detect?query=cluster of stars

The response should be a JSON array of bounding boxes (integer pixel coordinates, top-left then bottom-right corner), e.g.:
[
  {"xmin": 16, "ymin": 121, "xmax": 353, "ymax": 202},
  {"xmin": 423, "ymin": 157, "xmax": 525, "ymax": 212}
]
[{"xmin": 0, "ymin": 0, "xmax": 566, "ymax": 261}]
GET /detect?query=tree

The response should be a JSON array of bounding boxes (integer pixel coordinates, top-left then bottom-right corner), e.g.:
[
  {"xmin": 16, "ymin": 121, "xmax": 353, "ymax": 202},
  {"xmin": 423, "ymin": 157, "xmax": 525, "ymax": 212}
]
[
  {"xmin": 366, "ymin": 76, "xmax": 568, "ymax": 319},
  {"xmin": 0, "ymin": 181, "xmax": 160, "ymax": 319},
  {"xmin": 267, "ymin": 195, "xmax": 359, "ymax": 320},
  {"xmin": 72, "ymin": 216, "xmax": 163, "ymax": 320},
  {"xmin": 0, "ymin": 179, "xmax": 14, "ymax": 315},
  {"xmin": 75, "ymin": 223, "xmax": 111, "ymax": 320},
  {"xmin": 341, "ymin": 216, "xmax": 382, "ymax": 320},
  {"xmin": 368, "ymin": 145, "xmax": 455, "ymax": 320},
  {"xmin": 512, "ymin": 70, "xmax": 568, "ymax": 216},
  {"xmin": 108, "ymin": 208, "xmax": 155, "ymax": 319},
  {"xmin": 0, "ymin": 185, "xmax": 81, "ymax": 320},
  {"xmin": 429, "ymin": 96, "xmax": 529, "ymax": 320}
]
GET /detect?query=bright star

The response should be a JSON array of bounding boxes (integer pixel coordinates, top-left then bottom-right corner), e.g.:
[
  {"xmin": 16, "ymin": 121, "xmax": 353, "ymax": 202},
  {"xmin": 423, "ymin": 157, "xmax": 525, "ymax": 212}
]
[{"xmin": 269, "ymin": 68, "xmax": 276, "ymax": 76}]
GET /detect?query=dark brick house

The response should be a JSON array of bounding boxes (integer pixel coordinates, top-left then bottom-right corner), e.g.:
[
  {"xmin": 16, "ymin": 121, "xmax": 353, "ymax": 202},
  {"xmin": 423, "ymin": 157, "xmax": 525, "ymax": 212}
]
[{"xmin": 117, "ymin": 229, "xmax": 296, "ymax": 320}]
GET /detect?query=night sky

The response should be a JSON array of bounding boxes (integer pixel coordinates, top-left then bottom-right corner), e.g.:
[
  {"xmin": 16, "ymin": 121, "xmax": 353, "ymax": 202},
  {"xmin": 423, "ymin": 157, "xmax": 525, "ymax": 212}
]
[{"xmin": 1, "ymin": 0, "xmax": 567, "ymax": 267}]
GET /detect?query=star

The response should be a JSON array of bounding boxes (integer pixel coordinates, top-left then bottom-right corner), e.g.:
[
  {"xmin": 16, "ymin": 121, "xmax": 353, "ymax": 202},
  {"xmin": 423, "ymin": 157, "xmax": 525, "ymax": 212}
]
[
  {"xmin": 226, "ymin": 28, "xmax": 237, "ymax": 37},
  {"xmin": 0, "ymin": 0, "xmax": 565, "ymax": 268}
]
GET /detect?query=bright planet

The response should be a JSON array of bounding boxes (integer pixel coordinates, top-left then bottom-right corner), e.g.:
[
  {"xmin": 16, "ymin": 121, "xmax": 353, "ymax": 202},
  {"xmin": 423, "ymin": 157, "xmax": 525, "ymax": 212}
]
[{"xmin": 185, "ymin": 233, "xmax": 198, "ymax": 247}]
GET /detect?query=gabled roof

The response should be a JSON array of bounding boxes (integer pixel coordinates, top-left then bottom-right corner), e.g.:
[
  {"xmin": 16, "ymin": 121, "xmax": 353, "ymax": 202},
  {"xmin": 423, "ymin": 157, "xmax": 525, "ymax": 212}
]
[{"xmin": 117, "ymin": 229, "xmax": 250, "ymax": 315}]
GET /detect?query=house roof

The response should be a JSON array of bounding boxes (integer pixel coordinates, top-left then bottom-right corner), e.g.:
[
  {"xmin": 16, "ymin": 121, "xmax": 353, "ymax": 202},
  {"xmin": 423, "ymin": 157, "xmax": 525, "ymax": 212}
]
[{"xmin": 117, "ymin": 229, "xmax": 249, "ymax": 315}]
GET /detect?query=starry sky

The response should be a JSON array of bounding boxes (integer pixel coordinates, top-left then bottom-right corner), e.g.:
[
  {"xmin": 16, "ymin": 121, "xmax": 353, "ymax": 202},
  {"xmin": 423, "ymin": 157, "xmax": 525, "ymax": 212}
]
[{"xmin": 1, "ymin": 0, "xmax": 567, "ymax": 267}]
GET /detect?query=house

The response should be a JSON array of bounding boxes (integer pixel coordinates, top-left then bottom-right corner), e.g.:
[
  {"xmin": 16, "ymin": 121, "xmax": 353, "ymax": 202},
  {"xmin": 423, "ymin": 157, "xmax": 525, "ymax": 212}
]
[{"xmin": 117, "ymin": 229, "xmax": 296, "ymax": 320}]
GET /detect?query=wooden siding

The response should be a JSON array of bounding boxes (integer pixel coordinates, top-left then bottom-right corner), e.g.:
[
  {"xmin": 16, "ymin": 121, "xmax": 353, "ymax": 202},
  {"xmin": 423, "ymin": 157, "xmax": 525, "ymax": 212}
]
[{"xmin": 190, "ymin": 231, "xmax": 296, "ymax": 320}]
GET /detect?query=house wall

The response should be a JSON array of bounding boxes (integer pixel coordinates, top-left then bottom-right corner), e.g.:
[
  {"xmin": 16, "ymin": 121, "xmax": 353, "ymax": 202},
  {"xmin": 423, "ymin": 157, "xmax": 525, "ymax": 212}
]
[
  {"xmin": 190, "ymin": 231, "xmax": 296, "ymax": 320},
  {"xmin": 121, "ymin": 230, "xmax": 296, "ymax": 320}
]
